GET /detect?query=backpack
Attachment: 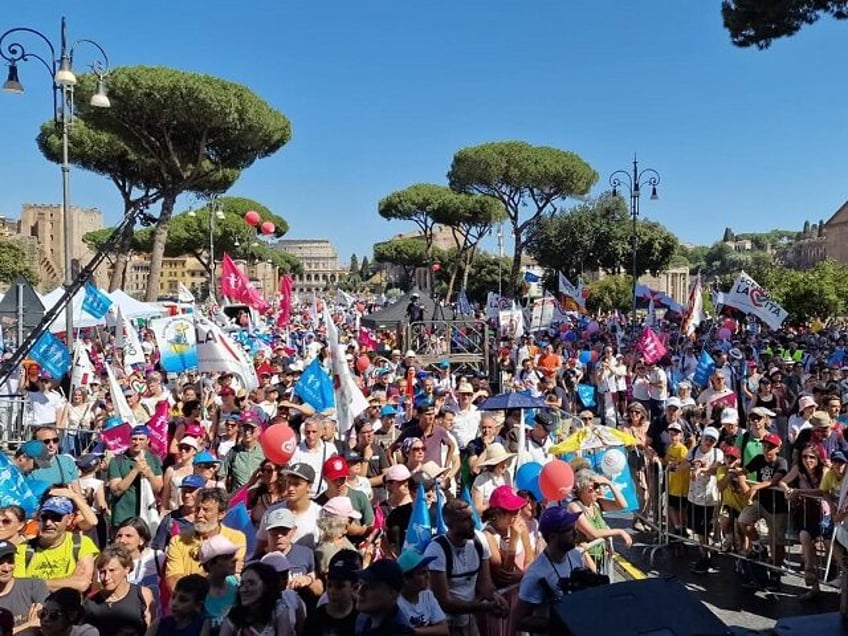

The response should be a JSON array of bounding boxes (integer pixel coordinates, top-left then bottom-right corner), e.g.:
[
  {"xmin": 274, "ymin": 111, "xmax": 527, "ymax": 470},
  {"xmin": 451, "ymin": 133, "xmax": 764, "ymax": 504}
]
[
  {"xmin": 434, "ymin": 534, "xmax": 484, "ymax": 579},
  {"xmin": 25, "ymin": 533, "xmax": 82, "ymax": 571}
]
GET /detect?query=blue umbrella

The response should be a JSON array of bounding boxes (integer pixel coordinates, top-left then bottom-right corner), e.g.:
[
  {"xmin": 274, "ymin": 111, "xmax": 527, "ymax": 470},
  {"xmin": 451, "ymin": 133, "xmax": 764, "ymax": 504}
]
[{"xmin": 477, "ymin": 391, "xmax": 550, "ymax": 411}]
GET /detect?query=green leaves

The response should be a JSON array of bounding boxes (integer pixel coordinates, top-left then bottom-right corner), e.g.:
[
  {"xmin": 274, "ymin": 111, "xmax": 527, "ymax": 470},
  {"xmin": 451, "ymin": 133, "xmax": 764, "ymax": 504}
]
[
  {"xmin": 0, "ymin": 239, "xmax": 40, "ymax": 285},
  {"xmin": 721, "ymin": 0, "xmax": 848, "ymax": 49}
]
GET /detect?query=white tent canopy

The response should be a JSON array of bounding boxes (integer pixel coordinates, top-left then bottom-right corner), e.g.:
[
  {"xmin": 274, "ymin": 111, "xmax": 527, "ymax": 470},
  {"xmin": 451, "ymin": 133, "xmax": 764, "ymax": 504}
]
[{"xmin": 41, "ymin": 286, "xmax": 164, "ymax": 334}]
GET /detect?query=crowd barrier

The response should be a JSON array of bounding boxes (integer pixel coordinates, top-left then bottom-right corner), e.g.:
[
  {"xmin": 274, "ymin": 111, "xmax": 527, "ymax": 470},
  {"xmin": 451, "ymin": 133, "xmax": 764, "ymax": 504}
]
[{"xmin": 634, "ymin": 461, "xmax": 846, "ymax": 595}]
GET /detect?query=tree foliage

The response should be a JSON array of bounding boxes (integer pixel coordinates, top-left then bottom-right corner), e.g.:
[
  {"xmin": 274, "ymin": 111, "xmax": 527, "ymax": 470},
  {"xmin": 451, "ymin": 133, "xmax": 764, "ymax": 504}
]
[
  {"xmin": 585, "ymin": 276, "xmax": 632, "ymax": 314},
  {"xmin": 373, "ymin": 237, "xmax": 431, "ymax": 284},
  {"xmin": 526, "ymin": 194, "xmax": 678, "ymax": 281},
  {"xmin": 378, "ymin": 184, "xmax": 447, "ymax": 258},
  {"xmin": 448, "ymin": 141, "xmax": 597, "ymax": 296},
  {"xmin": 0, "ymin": 240, "xmax": 40, "ymax": 286},
  {"xmin": 64, "ymin": 66, "xmax": 292, "ymax": 300},
  {"xmin": 722, "ymin": 0, "xmax": 848, "ymax": 48}
]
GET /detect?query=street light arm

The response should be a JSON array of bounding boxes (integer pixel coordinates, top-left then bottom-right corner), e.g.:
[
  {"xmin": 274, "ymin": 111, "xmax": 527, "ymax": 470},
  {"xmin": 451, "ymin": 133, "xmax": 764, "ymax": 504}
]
[
  {"xmin": 0, "ymin": 27, "xmax": 58, "ymax": 72},
  {"xmin": 608, "ymin": 169, "xmax": 635, "ymax": 194},
  {"xmin": 636, "ymin": 168, "xmax": 661, "ymax": 189},
  {"xmin": 69, "ymin": 39, "xmax": 109, "ymax": 75}
]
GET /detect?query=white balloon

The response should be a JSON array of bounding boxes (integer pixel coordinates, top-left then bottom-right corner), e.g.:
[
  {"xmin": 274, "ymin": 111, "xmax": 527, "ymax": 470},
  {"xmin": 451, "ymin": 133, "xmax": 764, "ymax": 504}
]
[{"xmin": 601, "ymin": 448, "xmax": 627, "ymax": 478}]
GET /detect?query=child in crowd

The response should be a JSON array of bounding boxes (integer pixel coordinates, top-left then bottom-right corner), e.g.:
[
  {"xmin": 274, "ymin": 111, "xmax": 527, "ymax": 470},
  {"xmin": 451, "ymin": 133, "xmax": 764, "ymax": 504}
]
[
  {"xmin": 396, "ymin": 550, "xmax": 448, "ymax": 635},
  {"xmin": 665, "ymin": 422, "xmax": 691, "ymax": 538},
  {"xmin": 146, "ymin": 574, "xmax": 209, "ymax": 636},
  {"xmin": 303, "ymin": 550, "xmax": 360, "ymax": 633},
  {"xmin": 200, "ymin": 536, "xmax": 240, "ymax": 635},
  {"xmin": 716, "ymin": 445, "xmax": 748, "ymax": 552},
  {"xmin": 260, "ymin": 552, "xmax": 306, "ymax": 634}
]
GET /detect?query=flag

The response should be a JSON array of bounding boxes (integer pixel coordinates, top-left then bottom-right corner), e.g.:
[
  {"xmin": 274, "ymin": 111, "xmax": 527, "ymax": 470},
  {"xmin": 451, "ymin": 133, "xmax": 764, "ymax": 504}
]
[
  {"xmin": 692, "ymin": 350, "xmax": 716, "ymax": 387},
  {"xmin": 294, "ymin": 357, "xmax": 335, "ymax": 412},
  {"xmin": 146, "ymin": 400, "xmax": 170, "ymax": 459},
  {"xmin": 434, "ymin": 483, "xmax": 448, "ymax": 535},
  {"xmin": 576, "ymin": 383, "xmax": 596, "ymax": 409},
  {"xmin": 177, "ymin": 283, "xmax": 195, "ymax": 304},
  {"xmin": 101, "ymin": 419, "xmax": 132, "ymax": 454},
  {"xmin": 276, "ymin": 275, "xmax": 293, "ymax": 327},
  {"xmin": 115, "ymin": 306, "xmax": 146, "ymax": 369},
  {"xmin": 0, "ymin": 453, "xmax": 42, "ymax": 517},
  {"xmin": 105, "ymin": 364, "xmax": 137, "ymax": 426},
  {"xmin": 721, "ymin": 271, "xmax": 788, "ymax": 330},
  {"xmin": 523, "ymin": 271, "xmax": 541, "ymax": 283},
  {"xmin": 645, "ymin": 297, "xmax": 657, "ymax": 329},
  {"xmin": 336, "ymin": 288, "xmax": 354, "ymax": 307},
  {"xmin": 457, "ymin": 290, "xmax": 472, "ymax": 316},
  {"xmin": 220, "ymin": 254, "xmax": 270, "ymax": 313},
  {"xmin": 30, "ymin": 332, "xmax": 71, "ymax": 379},
  {"xmin": 635, "ymin": 327, "xmax": 667, "ymax": 365},
  {"xmin": 681, "ymin": 273, "xmax": 705, "ymax": 339},
  {"xmin": 82, "ymin": 283, "xmax": 112, "ymax": 320},
  {"xmin": 223, "ymin": 502, "xmax": 257, "ymax": 560},
  {"xmin": 70, "ymin": 341, "xmax": 95, "ymax": 394},
  {"xmin": 149, "ymin": 315, "xmax": 198, "ymax": 373},
  {"xmin": 460, "ymin": 486, "xmax": 483, "ymax": 531},
  {"xmin": 558, "ymin": 272, "xmax": 587, "ymax": 310},
  {"xmin": 403, "ymin": 483, "xmax": 433, "ymax": 552},
  {"xmin": 358, "ymin": 327, "xmax": 378, "ymax": 351},
  {"xmin": 195, "ymin": 315, "xmax": 259, "ymax": 391},
  {"xmin": 323, "ymin": 306, "xmax": 369, "ymax": 436}
]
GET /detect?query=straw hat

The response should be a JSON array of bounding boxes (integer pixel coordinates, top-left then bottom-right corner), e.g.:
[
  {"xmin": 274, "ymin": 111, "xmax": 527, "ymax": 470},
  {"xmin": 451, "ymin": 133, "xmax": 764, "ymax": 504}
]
[{"xmin": 477, "ymin": 443, "xmax": 517, "ymax": 468}]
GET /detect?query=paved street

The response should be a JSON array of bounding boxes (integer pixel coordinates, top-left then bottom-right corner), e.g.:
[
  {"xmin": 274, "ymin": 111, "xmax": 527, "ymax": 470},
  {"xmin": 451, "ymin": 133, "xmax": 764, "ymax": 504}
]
[{"xmin": 610, "ymin": 516, "xmax": 842, "ymax": 633}]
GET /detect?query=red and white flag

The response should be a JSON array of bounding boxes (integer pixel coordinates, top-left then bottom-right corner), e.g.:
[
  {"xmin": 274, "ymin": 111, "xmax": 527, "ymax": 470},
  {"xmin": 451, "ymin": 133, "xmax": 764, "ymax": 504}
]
[
  {"xmin": 681, "ymin": 273, "xmax": 705, "ymax": 339},
  {"xmin": 636, "ymin": 327, "xmax": 667, "ymax": 365}
]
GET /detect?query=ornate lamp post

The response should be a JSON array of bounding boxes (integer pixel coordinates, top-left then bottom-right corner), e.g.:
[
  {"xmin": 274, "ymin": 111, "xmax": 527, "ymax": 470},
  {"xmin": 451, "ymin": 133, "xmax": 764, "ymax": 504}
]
[
  {"xmin": 188, "ymin": 197, "xmax": 225, "ymax": 301},
  {"xmin": 1, "ymin": 17, "xmax": 110, "ymax": 352},
  {"xmin": 609, "ymin": 156, "xmax": 660, "ymax": 335}
]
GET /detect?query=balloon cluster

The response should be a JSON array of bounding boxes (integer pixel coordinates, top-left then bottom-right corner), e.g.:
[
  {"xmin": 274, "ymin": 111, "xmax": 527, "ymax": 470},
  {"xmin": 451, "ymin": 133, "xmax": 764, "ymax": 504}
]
[
  {"xmin": 244, "ymin": 210, "xmax": 276, "ymax": 235},
  {"xmin": 515, "ymin": 459, "xmax": 575, "ymax": 502}
]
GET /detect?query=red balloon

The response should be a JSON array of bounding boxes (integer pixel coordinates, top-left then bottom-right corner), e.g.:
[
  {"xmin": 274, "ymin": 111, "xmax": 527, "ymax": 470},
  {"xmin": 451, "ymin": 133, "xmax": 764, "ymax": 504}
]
[
  {"xmin": 244, "ymin": 210, "xmax": 261, "ymax": 226},
  {"xmin": 355, "ymin": 355, "xmax": 370, "ymax": 373},
  {"xmin": 431, "ymin": 263, "xmax": 441, "ymax": 272},
  {"xmin": 539, "ymin": 459, "xmax": 575, "ymax": 502},
  {"xmin": 260, "ymin": 221, "xmax": 275, "ymax": 235},
  {"xmin": 260, "ymin": 424, "xmax": 297, "ymax": 465}
]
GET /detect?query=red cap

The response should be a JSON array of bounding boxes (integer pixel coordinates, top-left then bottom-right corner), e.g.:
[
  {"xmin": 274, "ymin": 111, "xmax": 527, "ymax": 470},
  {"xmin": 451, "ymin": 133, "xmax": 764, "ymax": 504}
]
[
  {"xmin": 323, "ymin": 455, "xmax": 349, "ymax": 481},
  {"xmin": 722, "ymin": 444, "xmax": 741, "ymax": 459},
  {"xmin": 219, "ymin": 387, "xmax": 236, "ymax": 397},
  {"xmin": 762, "ymin": 433, "xmax": 782, "ymax": 448}
]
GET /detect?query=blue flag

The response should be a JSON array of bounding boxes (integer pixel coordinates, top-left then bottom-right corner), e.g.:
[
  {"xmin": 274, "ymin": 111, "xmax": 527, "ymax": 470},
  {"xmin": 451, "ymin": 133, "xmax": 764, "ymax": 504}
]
[
  {"xmin": 457, "ymin": 290, "xmax": 472, "ymax": 316},
  {"xmin": 0, "ymin": 454, "xmax": 41, "ymax": 517},
  {"xmin": 523, "ymin": 271, "xmax": 541, "ymax": 283},
  {"xmin": 404, "ymin": 483, "xmax": 434, "ymax": 552},
  {"xmin": 82, "ymin": 283, "xmax": 112, "ymax": 320},
  {"xmin": 223, "ymin": 502, "xmax": 257, "ymax": 559},
  {"xmin": 294, "ymin": 357, "xmax": 335, "ymax": 412},
  {"xmin": 30, "ymin": 331, "xmax": 71, "ymax": 378},
  {"xmin": 460, "ymin": 485, "xmax": 483, "ymax": 531},
  {"xmin": 434, "ymin": 483, "xmax": 448, "ymax": 535},
  {"xmin": 692, "ymin": 350, "xmax": 716, "ymax": 387},
  {"xmin": 576, "ymin": 383, "xmax": 596, "ymax": 409}
]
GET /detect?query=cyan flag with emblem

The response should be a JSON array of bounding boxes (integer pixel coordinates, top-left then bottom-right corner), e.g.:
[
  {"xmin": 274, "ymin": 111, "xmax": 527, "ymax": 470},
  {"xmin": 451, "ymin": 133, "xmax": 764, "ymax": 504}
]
[
  {"xmin": 294, "ymin": 357, "xmax": 335, "ymax": 412},
  {"xmin": 404, "ymin": 483, "xmax": 433, "ymax": 552},
  {"xmin": 30, "ymin": 331, "xmax": 71, "ymax": 378},
  {"xmin": 693, "ymin": 350, "xmax": 716, "ymax": 387},
  {"xmin": 82, "ymin": 283, "xmax": 112, "ymax": 320},
  {"xmin": 0, "ymin": 453, "xmax": 41, "ymax": 516}
]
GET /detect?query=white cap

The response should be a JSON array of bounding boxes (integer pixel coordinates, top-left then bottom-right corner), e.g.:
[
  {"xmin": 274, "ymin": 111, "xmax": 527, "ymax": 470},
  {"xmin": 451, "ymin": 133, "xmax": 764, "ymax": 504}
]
[
  {"xmin": 702, "ymin": 427, "xmax": 720, "ymax": 441},
  {"xmin": 720, "ymin": 408, "xmax": 739, "ymax": 425}
]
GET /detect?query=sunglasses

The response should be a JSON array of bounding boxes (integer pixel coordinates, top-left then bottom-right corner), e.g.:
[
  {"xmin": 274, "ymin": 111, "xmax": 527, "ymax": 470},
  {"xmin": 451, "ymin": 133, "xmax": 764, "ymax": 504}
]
[
  {"xmin": 411, "ymin": 446, "xmax": 425, "ymax": 452},
  {"xmin": 801, "ymin": 454, "xmax": 818, "ymax": 460},
  {"xmin": 178, "ymin": 445, "xmax": 194, "ymax": 452},
  {"xmin": 41, "ymin": 438, "xmax": 59, "ymax": 445}
]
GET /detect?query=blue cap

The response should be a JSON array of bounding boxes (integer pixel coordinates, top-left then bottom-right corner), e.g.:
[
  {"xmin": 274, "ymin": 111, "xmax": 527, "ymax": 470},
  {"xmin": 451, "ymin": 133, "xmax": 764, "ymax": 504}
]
[
  {"xmin": 397, "ymin": 549, "xmax": 437, "ymax": 574},
  {"xmin": 437, "ymin": 360, "xmax": 450, "ymax": 369},
  {"xmin": 17, "ymin": 440, "xmax": 47, "ymax": 460},
  {"xmin": 539, "ymin": 506, "xmax": 582, "ymax": 536},
  {"xmin": 380, "ymin": 405, "xmax": 397, "ymax": 417},
  {"xmin": 180, "ymin": 474, "xmax": 206, "ymax": 489},
  {"xmin": 416, "ymin": 371, "xmax": 430, "ymax": 381},
  {"xmin": 193, "ymin": 450, "xmax": 221, "ymax": 466},
  {"xmin": 40, "ymin": 496, "xmax": 74, "ymax": 516},
  {"xmin": 131, "ymin": 425, "xmax": 151, "ymax": 437},
  {"xmin": 414, "ymin": 397, "xmax": 435, "ymax": 411},
  {"xmin": 832, "ymin": 451, "xmax": 848, "ymax": 464},
  {"xmin": 376, "ymin": 368, "xmax": 392, "ymax": 376}
]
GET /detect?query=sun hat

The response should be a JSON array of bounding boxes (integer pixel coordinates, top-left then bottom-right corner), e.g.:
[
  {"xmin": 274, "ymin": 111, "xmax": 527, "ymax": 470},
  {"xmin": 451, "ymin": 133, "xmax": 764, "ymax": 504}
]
[
  {"xmin": 811, "ymin": 411, "xmax": 832, "ymax": 429},
  {"xmin": 477, "ymin": 443, "xmax": 517, "ymax": 468},
  {"xmin": 798, "ymin": 395, "xmax": 818, "ymax": 411},
  {"xmin": 413, "ymin": 461, "xmax": 448, "ymax": 481}
]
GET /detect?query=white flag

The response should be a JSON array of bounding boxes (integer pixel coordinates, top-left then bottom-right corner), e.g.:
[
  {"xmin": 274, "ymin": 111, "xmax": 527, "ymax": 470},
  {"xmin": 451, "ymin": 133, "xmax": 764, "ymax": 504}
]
[
  {"xmin": 106, "ymin": 363, "xmax": 137, "ymax": 426},
  {"xmin": 70, "ymin": 341, "xmax": 95, "ymax": 394},
  {"xmin": 177, "ymin": 283, "xmax": 195, "ymax": 304},
  {"xmin": 194, "ymin": 315, "xmax": 259, "ymax": 391},
  {"xmin": 722, "ymin": 271, "xmax": 788, "ymax": 331},
  {"xmin": 115, "ymin": 306, "xmax": 146, "ymax": 369},
  {"xmin": 336, "ymin": 289, "xmax": 354, "ymax": 307},
  {"xmin": 323, "ymin": 306, "xmax": 368, "ymax": 435}
]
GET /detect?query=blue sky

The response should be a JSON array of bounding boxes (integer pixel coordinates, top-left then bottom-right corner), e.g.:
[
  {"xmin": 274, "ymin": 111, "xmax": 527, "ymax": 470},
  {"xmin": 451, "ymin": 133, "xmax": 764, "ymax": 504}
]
[{"xmin": 1, "ymin": 1, "xmax": 846, "ymax": 265}]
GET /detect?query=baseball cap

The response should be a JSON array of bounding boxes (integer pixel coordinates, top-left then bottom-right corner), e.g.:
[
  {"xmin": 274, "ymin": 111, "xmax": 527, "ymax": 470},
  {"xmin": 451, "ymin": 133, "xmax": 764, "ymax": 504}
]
[
  {"xmin": 327, "ymin": 551, "xmax": 362, "ymax": 582},
  {"xmin": 260, "ymin": 551, "xmax": 292, "ymax": 572},
  {"xmin": 218, "ymin": 386, "xmax": 236, "ymax": 397},
  {"xmin": 749, "ymin": 406, "xmax": 777, "ymax": 418},
  {"xmin": 199, "ymin": 535, "xmax": 239, "ymax": 565},
  {"xmin": 720, "ymin": 408, "xmax": 739, "ymax": 425},
  {"xmin": 322, "ymin": 496, "xmax": 362, "ymax": 520},
  {"xmin": 177, "ymin": 436, "xmax": 199, "ymax": 450},
  {"xmin": 180, "ymin": 474, "xmax": 206, "ymax": 489},
  {"xmin": 533, "ymin": 411, "xmax": 557, "ymax": 432},
  {"xmin": 762, "ymin": 433, "xmax": 782, "ymax": 448},
  {"xmin": 385, "ymin": 464, "xmax": 412, "ymax": 482},
  {"xmin": 0, "ymin": 541, "xmax": 15, "ymax": 560},
  {"xmin": 17, "ymin": 440, "xmax": 48, "ymax": 460},
  {"xmin": 193, "ymin": 451, "xmax": 221, "ymax": 466},
  {"xmin": 489, "ymin": 485, "xmax": 526, "ymax": 512},
  {"xmin": 281, "ymin": 463, "xmax": 316, "ymax": 484},
  {"xmin": 380, "ymin": 405, "xmax": 397, "ymax": 417},
  {"xmin": 40, "ymin": 496, "xmax": 74, "ymax": 516},
  {"xmin": 667, "ymin": 422, "xmax": 683, "ymax": 433},
  {"xmin": 397, "ymin": 549, "xmax": 437, "ymax": 574},
  {"xmin": 665, "ymin": 397, "xmax": 682, "ymax": 409},
  {"xmin": 131, "ymin": 425, "xmax": 151, "ymax": 437},
  {"xmin": 702, "ymin": 427, "xmax": 720, "ymax": 441},
  {"xmin": 265, "ymin": 507, "xmax": 297, "ymax": 530},
  {"xmin": 831, "ymin": 451, "xmax": 848, "ymax": 464},
  {"xmin": 344, "ymin": 449, "xmax": 365, "ymax": 465},
  {"xmin": 357, "ymin": 559, "xmax": 404, "ymax": 591},
  {"xmin": 404, "ymin": 350, "xmax": 416, "ymax": 359},
  {"xmin": 539, "ymin": 506, "xmax": 582, "ymax": 536},
  {"xmin": 323, "ymin": 455, "xmax": 349, "ymax": 481},
  {"xmin": 723, "ymin": 445, "xmax": 741, "ymax": 459},
  {"xmin": 76, "ymin": 453, "xmax": 103, "ymax": 472}
]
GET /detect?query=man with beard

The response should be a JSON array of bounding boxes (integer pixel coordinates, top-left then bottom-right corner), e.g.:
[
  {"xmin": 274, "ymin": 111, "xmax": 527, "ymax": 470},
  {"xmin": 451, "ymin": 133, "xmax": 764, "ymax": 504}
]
[
  {"xmin": 13, "ymin": 497, "xmax": 98, "ymax": 593},
  {"xmin": 0, "ymin": 539, "xmax": 47, "ymax": 634},
  {"xmin": 164, "ymin": 488, "xmax": 246, "ymax": 591}
]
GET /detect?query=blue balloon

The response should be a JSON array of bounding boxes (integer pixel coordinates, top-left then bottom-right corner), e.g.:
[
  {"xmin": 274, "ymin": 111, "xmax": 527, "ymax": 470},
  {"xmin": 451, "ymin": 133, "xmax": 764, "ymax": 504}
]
[
  {"xmin": 565, "ymin": 330, "xmax": 577, "ymax": 342},
  {"xmin": 578, "ymin": 350, "xmax": 591, "ymax": 364},
  {"xmin": 515, "ymin": 462, "xmax": 544, "ymax": 502}
]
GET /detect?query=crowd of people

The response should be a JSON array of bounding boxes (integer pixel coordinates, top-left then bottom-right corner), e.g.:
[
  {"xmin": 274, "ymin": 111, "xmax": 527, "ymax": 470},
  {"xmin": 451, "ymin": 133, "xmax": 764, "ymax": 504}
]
[{"xmin": 1, "ymin": 298, "xmax": 847, "ymax": 636}]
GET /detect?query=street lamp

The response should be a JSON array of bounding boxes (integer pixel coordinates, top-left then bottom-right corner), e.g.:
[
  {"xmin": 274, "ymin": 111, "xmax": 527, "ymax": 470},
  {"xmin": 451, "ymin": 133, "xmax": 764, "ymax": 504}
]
[
  {"xmin": 609, "ymin": 155, "xmax": 660, "ymax": 336},
  {"xmin": 188, "ymin": 197, "xmax": 225, "ymax": 301},
  {"xmin": 1, "ymin": 16, "xmax": 110, "ymax": 354}
]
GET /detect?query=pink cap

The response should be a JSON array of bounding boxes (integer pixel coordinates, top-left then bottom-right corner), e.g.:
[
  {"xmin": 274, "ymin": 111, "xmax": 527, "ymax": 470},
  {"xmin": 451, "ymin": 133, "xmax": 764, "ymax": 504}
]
[
  {"xmin": 489, "ymin": 485, "xmax": 526, "ymax": 512},
  {"xmin": 198, "ymin": 534, "xmax": 239, "ymax": 564},
  {"xmin": 385, "ymin": 464, "xmax": 412, "ymax": 482},
  {"xmin": 322, "ymin": 496, "xmax": 362, "ymax": 520}
]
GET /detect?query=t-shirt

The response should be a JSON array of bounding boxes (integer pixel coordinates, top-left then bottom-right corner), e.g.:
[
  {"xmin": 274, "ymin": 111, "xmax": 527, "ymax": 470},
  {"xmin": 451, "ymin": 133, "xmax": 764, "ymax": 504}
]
[
  {"xmin": 397, "ymin": 590, "xmax": 446, "ymax": 628},
  {"xmin": 745, "ymin": 455, "xmax": 789, "ymax": 514},
  {"xmin": 30, "ymin": 454, "xmax": 80, "ymax": 488},
  {"xmin": 165, "ymin": 526, "xmax": 246, "ymax": 582},
  {"xmin": 472, "ymin": 471, "xmax": 512, "ymax": 509},
  {"xmin": 107, "ymin": 450, "xmax": 164, "ymax": 526},
  {"xmin": 821, "ymin": 468, "xmax": 845, "ymax": 498},
  {"xmin": 423, "ymin": 531, "xmax": 491, "ymax": 627},
  {"xmin": 290, "ymin": 443, "xmax": 333, "ymax": 498},
  {"xmin": 203, "ymin": 575, "xmax": 239, "ymax": 632},
  {"xmin": 14, "ymin": 533, "xmax": 100, "ymax": 581},
  {"xmin": 354, "ymin": 607, "xmax": 414, "ymax": 636},
  {"xmin": 687, "ymin": 446, "xmax": 724, "ymax": 507},
  {"xmin": 281, "ymin": 544, "xmax": 315, "ymax": 580},
  {"xmin": 666, "ymin": 442, "xmax": 690, "ymax": 498},
  {"xmin": 716, "ymin": 466, "xmax": 747, "ymax": 512},
  {"xmin": 518, "ymin": 548, "xmax": 586, "ymax": 634},
  {"xmin": 0, "ymin": 577, "xmax": 49, "ymax": 630},
  {"xmin": 219, "ymin": 444, "xmax": 266, "ymax": 492},
  {"xmin": 303, "ymin": 605, "xmax": 358, "ymax": 636}
]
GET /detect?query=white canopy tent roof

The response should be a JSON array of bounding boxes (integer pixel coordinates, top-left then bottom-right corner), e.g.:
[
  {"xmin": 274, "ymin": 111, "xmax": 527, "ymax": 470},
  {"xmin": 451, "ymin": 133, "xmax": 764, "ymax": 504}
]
[{"xmin": 40, "ymin": 286, "xmax": 164, "ymax": 334}]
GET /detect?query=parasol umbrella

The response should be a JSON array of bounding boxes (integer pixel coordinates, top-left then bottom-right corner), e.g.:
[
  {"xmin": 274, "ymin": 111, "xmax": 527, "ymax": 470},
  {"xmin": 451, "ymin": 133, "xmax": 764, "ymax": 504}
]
[
  {"xmin": 477, "ymin": 391, "xmax": 550, "ymax": 411},
  {"xmin": 550, "ymin": 424, "xmax": 638, "ymax": 456}
]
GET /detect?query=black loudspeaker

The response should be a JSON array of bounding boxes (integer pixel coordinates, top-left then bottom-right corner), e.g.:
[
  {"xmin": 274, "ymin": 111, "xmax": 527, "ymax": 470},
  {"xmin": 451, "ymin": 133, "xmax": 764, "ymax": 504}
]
[{"xmin": 550, "ymin": 577, "xmax": 733, "ymax": 636}]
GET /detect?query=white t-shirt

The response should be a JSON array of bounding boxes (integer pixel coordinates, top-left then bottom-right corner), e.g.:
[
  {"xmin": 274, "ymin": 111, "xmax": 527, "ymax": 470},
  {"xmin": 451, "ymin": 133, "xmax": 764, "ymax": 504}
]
[
  {"xmin": 423, "ymin": 530, "xmax": 492, "ymax": 626},
  {"xmin": 397, "ymin": 589, "xmax": 447, "ymax": 628},
  {"xmin": 258, "ymin": 501, "xmax": 322, "ymax": 551},
  {"xmin": 472, "ymin": 471, "xmax": 512, "ymax": 509},
  {"xmin": 788, "ymin": 414, "xmax": 812, "ymax": 442},
  {"xmin": 29, "ymin": 390, "xmax": 65, "ymax": 425}
]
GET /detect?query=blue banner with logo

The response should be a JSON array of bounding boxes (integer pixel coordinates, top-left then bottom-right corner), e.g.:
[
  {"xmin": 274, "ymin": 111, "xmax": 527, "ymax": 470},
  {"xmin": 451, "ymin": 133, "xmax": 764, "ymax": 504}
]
[
  {"xmin": 404, "ymin": 483, "xmax": 433, "ymax": 552},
  {"xmin": 82, "ymin": 283, "xmax": 112, "ymax": 320},
  {"xmin": 149, "ymin": 315, "xmax": 197, "ymax": 373},
  {"xmin": 294, "ymin": 357, "xmax": 335, "ymax": 412},
  {"xmin": 0, "ymin": 454, "xmax": 42, "ymax": 517},
  {"xmin": 693, "ymin": 350, "xmax": 716, "ymax": 387},
  {"xmin": 30, "ymin": 331, "xmax": 71, "ymax": 378}
]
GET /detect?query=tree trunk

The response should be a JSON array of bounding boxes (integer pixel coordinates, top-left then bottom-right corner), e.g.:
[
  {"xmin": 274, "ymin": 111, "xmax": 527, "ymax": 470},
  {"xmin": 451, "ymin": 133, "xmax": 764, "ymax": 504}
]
[
  {"xmin": 508, "ymin": 231, "xmax": 523, "ymax": 298},
  {"xmin": 109, "ymin": 226, "xmax": 134, "ymax": 292},
  {"xmin": 145, "ymin": 195, "xmax": 176, "ymax": 301}
]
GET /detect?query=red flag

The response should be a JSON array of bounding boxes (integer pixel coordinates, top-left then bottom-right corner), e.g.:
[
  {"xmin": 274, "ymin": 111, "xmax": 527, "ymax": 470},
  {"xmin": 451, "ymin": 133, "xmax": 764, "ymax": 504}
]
[
  {"xmin": 635, "ymin": 327, "xmax": 667, "ymax": 365},
  {"xmin": 358, "ymin": 327, "xmax": 378, "ymax": 351},
  {"xmin": 220, "ymin": 254, "xmax": 270, "ymax": 313},
  {"xmin": 147, "ymin": 399, "xmax": 171, "ymax": 459},
  {"xmin": 101, "ymin": 422, "xmax": 131, "ymax": 454},
  {"xmin": 277, "ymin": 275, "xmax": 293, "ymax": 327}
]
